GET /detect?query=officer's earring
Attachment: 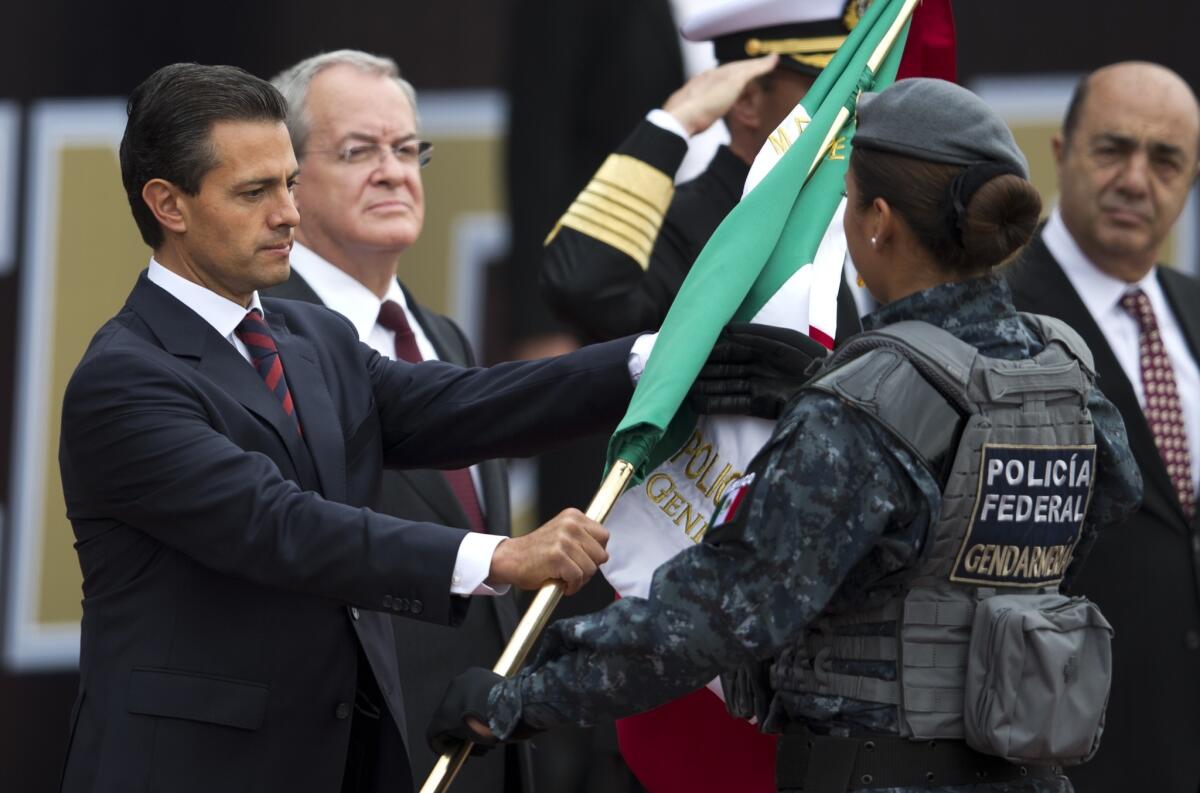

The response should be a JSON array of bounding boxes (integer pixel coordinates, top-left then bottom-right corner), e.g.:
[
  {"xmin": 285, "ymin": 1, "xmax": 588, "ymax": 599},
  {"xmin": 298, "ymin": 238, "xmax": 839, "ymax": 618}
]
[{"xmin": 870, "ymin": 236, "xmax": 877, "ymax": 247}]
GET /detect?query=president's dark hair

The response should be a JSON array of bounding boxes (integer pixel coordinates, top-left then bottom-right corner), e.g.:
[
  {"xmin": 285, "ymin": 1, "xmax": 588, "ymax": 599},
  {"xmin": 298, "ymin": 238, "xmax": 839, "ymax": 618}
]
[{"xmin": 119, "ymin": 63, "xmax": 289, "ymax": 248}]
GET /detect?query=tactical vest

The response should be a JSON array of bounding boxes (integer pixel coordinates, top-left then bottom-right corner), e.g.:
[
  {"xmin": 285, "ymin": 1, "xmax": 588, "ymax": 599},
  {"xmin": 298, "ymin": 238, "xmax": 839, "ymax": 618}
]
[{"xmin": 753, "ymin": 313, "xmax": 1099, "ymax": 740}]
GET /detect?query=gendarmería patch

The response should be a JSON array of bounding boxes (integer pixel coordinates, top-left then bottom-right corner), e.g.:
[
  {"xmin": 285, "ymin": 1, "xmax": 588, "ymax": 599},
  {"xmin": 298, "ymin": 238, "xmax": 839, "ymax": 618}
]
[{"xmin": 950, "ymin": 444, "xmax": 1097, "ymax": 587}]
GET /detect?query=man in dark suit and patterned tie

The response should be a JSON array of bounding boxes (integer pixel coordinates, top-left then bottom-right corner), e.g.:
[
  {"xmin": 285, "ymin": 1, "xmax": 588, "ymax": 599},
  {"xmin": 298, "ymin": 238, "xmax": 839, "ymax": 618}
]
[
  {"xmin": 264, "ymin": 50, "xmax": 536, "ymax": 793},
  {"xmin": 1005, "ymin": 61, "xmax": 1200, "ymax": 793},
  {"xmin": 57, "ymin": 62, "xmax": 636, "ymax": 793}
]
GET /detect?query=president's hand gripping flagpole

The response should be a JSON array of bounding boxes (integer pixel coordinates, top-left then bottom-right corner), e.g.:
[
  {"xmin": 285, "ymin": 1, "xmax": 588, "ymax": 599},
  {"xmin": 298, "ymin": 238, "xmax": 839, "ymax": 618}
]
[
  {"xmin": 420, "ymin": 460, "xmax": 637, "ymax": 793},
  {"xmin": 421, "ymin": 2, "xmax": 918, "ymax": 789}
]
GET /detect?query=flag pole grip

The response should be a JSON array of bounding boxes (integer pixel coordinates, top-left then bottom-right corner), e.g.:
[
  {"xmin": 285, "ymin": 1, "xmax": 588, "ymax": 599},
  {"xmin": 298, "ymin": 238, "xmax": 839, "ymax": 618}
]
[{"xmin": 420, "ymin": 459, "xmax": 638, "ymax": 793}]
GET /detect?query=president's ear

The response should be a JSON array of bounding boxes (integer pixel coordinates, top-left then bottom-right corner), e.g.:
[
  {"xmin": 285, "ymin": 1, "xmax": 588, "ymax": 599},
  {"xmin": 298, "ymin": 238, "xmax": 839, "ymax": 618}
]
[{"xmin": 142, "ymin": 178, "xmax": 188, "ymax": 236}]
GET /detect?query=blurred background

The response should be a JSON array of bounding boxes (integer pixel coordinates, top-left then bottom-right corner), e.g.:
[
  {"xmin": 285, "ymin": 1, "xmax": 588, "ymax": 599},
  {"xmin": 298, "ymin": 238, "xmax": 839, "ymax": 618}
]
[{"xmin": 0, "ymin": 1, "xmax": 1198, "ymax": 789}]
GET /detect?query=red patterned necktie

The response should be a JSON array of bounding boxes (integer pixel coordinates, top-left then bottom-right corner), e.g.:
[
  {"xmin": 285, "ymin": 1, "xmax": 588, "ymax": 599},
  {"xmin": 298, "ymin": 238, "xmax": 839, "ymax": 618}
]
[
  {"xmin": 1120, "ymin": 288, "xmax": 1196, "ymax": 520},
  {"xmin": 377, "ymin": 300, "xmax": 487, "ymax": 532},
  {"xmin": 236, "ymin": 309, "xmax": 302, "ymax": 436}
]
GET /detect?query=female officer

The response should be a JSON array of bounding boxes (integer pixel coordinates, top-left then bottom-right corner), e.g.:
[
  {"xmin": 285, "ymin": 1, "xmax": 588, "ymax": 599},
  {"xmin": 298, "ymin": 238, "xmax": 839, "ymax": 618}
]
[{"xmin": 430, "ymin": 79, "xmax": 1142, "ymax": 792}]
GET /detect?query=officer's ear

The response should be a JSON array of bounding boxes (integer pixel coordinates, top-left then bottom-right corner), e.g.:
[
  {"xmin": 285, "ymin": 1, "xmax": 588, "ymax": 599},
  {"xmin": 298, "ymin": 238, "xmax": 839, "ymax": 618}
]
[
  {"xmin": 869, "ymin": 195, "xmax": 896, "ymax": 249},
  {"xmin": 728, "ymin": 78, "xmax": 767, "ymax": 138}
]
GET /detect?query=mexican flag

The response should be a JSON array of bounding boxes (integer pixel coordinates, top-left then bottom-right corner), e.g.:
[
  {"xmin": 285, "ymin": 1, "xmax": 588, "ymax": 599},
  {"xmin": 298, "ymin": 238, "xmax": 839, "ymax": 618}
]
[{"xmin": 600, "ymin": 1, "xmax": 957, "ymax": 791}]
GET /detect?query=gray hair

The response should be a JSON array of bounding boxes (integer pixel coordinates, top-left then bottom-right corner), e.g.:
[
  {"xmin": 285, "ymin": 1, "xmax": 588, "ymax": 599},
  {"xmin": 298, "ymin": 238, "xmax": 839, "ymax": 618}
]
[{"xmin": 271, "ymin": 49, "xmax": 419, "ymax": 157}]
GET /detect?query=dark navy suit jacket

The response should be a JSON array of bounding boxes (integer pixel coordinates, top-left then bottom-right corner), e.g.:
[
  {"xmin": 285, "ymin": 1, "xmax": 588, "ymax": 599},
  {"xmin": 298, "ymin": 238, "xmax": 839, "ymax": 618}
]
[
  {"xmin": 1007, "ymin": 235, "xmax": 1200, "ymax": 793},
  {"xmin": 57, "ymin": 271, "xmax": 634, "ymax": 793}
]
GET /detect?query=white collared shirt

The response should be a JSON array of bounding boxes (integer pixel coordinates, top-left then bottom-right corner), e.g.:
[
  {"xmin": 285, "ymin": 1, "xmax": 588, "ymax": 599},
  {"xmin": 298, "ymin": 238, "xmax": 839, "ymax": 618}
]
[
  {"xmin": 146, "ymin": 255, "xmax": 506, "ymax": 597},
  {"xmin": 288, "ymin": 242, "xmax": 440, "ymax": 364},
  {"xmin": 1044, "ymin": 207, "xmax": 1200, "ymax": 492},
  {"xmin": 147, "ymin": 258, "xmax": 264, "ymax": 363},
  {"xmin": 286, "ymin": 242, "xmax": 504, "ymax": 596}
]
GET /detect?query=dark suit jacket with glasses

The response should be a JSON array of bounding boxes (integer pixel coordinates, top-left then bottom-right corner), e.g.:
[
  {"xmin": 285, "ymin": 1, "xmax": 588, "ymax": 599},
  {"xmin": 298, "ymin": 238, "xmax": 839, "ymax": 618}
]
[
  {"xmin": 265, "ymin": 271, "xmax": 537, "ymax": 793},
  {"xmin": 57, "ymin": 271, "xmax": 635, "ymax": 793},
  {"xmin": 1006, "ymin": 232, "xmax": 1200, "ymax": 793}
]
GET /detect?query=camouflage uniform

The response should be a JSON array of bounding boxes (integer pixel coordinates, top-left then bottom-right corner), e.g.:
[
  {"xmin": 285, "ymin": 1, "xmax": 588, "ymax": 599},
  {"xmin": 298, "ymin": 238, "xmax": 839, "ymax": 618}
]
[{"xmin": 487, "ymin": 274, "xmax": 1142, "ymax": 792}]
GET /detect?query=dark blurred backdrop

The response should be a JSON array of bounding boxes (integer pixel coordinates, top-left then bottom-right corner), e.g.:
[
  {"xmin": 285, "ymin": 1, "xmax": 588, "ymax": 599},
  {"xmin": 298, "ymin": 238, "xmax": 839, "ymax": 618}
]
[{"xmin": 1, "ymin": 1, "xmax": 1197, "ymax": 790}]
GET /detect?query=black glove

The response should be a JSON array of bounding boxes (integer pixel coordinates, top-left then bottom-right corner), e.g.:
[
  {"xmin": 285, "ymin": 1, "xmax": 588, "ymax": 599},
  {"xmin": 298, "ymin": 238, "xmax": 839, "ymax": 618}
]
[
  {"xmin": 689, "ymin": 322, "xmax": 830, "ymax": 419},
  {"xmin": 427, "ymin": 667, "xmax": 503, "ymax": 757}
]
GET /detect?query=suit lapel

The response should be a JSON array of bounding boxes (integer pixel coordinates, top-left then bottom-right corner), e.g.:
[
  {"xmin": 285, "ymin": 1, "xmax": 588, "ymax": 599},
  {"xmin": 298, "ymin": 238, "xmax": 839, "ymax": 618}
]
[
  {"xmin": 1158, "ymin": 268, "xmax": 1200, "ymax": 535},
  {"xmin": 1010, "ymin": 239, "xmax": 1183, "ymax": 528},
  {"xmin": 1160, "ymin": 268, "xmax": 1200, "ymax": 363},
  {"xmin": 268, "ymin": 312, "xmax": 347, "ymax": 503},
  {"xmin": 127, "ymin": 274, "xmax": 322, "ymax": 490}
]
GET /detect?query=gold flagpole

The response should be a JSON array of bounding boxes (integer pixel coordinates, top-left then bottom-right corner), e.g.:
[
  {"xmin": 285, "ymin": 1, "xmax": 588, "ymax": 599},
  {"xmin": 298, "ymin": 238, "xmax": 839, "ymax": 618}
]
[
  {"xmin": 420, "ymin": 459, "xmax": 636, "ymax": 793},
  {"xmin": 804, "ymin": 0, "xmax": 919, "ymax": 182},
  {"xmin": 421, "ymin": 4, "xmax": 918, "ymax": 790}
]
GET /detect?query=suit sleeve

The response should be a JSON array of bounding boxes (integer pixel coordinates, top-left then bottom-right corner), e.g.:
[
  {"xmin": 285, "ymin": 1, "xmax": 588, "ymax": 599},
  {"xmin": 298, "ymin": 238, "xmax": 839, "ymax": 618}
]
[
  {"xmin": 540, "ymin": 120, "xmax": 696, "ymax": 341},
  {"xmin": 60, "ymin": 346, "xmax": 468, "ymax": 626},
  {"xmin": 362, "ymin": 335, "xmax": 637, "ymax": 470},
  {"xmin": 1063, "ymin": 386, "xmax": 1144, "ymax": 588}
]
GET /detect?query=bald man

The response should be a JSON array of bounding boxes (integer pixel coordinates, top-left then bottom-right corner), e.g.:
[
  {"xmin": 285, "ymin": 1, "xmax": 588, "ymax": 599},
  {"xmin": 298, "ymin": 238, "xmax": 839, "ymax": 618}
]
[{"xmin": 1006, "ymin": 62, "xmax": 1200, "ymax": 793}]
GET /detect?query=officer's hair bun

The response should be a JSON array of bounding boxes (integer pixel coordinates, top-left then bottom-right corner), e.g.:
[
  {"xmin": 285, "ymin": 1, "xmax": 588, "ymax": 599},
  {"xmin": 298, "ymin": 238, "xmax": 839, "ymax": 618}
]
[
  {"xmin": 960, "ymin": 174, "xmax": 1042, "ymax": 270},
  {"xmin": 850, "ymin": 148, "xmax": 1042, "ymax": 275}
]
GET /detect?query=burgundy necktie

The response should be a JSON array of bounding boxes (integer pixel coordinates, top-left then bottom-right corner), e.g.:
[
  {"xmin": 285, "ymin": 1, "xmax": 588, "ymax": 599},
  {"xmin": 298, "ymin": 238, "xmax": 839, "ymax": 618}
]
[
  {"xmin": 377, "ymin": 300, "xmax": 487, "ymax": 532},
  {"xmin": 236, "ymin": 309, "xmax": 302, "ymax": 437},
  {"xmin": 1120, "ymin": 289, "xmax": 1196, "ymax": 520}
]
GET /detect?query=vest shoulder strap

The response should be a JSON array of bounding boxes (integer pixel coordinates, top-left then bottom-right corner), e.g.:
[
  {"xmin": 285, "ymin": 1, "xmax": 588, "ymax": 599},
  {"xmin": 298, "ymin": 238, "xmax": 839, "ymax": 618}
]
[{"xmin": 808, "ymin": 321, "xmax": 973, "ymax": 483}]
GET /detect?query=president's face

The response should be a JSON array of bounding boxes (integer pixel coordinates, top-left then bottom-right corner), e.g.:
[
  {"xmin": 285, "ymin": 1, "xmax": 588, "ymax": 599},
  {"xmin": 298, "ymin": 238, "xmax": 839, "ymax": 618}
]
[
  {"xmin": 176, "ymin": 120, "xmax": 299, "ymax": 301},
  {"xmin": 293, "ymin": 65, "xmax": 425, "ymax": 257}
]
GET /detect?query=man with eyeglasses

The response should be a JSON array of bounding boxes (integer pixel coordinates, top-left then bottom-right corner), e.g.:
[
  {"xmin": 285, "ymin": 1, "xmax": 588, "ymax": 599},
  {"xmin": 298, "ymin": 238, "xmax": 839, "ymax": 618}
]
[
  {"xmin": 59, "ymin": 60, "xmax": 643, "ymax": 793},
  {"xmin": 263, "ymin": 50, "xmax": 537, "ymax": 793}
]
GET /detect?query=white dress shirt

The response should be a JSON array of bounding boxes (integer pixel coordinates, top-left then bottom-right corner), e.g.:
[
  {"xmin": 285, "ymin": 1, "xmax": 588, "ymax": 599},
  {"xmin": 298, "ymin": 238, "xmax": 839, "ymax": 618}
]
[
  {"xmin": 1044, "ymin": 208, "xmax": 1200, "ymax": 493},
  {"xmin": 147, "ymin": 256, "xmax": 506, "ymax": 596}
]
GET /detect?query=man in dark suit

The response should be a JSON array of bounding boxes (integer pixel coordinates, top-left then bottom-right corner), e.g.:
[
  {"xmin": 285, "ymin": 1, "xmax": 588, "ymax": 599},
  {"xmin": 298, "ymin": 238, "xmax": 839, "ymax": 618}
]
[
  {"xmin": 57, "ymin": 63, "xmax": 630, "ymax": 793},
  {"xmin": 264, "ymin": 50, "xmax": 533, "ymax": 793},
  {"xmin": 1006, "ymin": 61, "xmax": 1200, "ymax": 793}
]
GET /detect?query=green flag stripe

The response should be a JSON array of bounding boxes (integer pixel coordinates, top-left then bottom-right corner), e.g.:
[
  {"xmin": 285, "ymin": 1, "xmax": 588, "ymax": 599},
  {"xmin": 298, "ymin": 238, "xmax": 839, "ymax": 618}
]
[{"xmin": 608, "ymin": 0, "xmax": 913, "ymax": 477}]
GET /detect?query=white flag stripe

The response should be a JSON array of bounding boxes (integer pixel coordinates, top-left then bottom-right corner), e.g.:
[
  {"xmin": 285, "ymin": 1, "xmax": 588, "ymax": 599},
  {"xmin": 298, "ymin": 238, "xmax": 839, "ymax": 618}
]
[{"xmin": 743, "ymin": 100, "xmax": 811, "ymax": 197}]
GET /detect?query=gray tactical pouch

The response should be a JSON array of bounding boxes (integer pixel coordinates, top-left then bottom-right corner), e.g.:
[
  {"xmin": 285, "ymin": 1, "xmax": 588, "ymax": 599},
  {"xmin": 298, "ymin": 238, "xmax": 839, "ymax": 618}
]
[{"xmin": 964, "ymin": 593, "xmax": 1113, "ymax": 766}]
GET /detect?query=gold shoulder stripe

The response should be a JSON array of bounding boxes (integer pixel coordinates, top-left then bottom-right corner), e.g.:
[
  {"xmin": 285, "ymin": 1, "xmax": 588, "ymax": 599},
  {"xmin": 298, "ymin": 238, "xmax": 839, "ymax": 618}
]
[
  {"xmin": 595, "ymin": 153, "xmax": 675, "ymax": 217},
  {"xmin": 583, "ymin": 181, "xmax": 665, "ymax": 228},
  {"xmin": 559, "ymin": 212, "xmax": 654, "ymax": 270},
  {"xmin": 545, "ymin": 152, "xmax": 675, "ymax": 269},
  {"xmin": 573, "ymin": 191, "xmax": 661, "ymax": 247}
]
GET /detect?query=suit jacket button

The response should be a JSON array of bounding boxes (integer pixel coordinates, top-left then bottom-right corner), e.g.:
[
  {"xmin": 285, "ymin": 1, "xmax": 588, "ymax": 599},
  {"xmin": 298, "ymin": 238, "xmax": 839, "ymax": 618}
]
[
  {"xmin": 410, "ymin": 600, "xmax": 423, "ymax": 615},
  {"xmin": 349, "ymin": 607, "xmax": 360, "ymax": 620},
  {"xmin": 335, "ymin": 701, "xmax": 352, "ymax": 720},
  {"xmin": 1185, "ymin": 629, "xmax": 1200, "ymax": 651},
  {"xmin": 382, "ymin": 595, "xmax": 394, "ymax": 609},
  {"xmin": 398, "ymin": 598, "xmax": 410, "ymax": 612}
]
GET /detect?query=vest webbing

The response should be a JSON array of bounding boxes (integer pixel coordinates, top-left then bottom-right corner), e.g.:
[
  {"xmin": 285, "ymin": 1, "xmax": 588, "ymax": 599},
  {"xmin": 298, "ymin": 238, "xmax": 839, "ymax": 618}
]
[{"xmin": 758, "ymin": 313, "xmax": 1097, "ymax": 739}]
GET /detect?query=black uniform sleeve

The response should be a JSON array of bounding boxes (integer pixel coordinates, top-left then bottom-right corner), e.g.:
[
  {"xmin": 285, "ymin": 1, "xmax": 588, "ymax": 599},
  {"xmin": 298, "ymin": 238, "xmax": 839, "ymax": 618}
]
[{"xmin": 540, "ymin": 120, "xmax": 695, "ymax": 341}]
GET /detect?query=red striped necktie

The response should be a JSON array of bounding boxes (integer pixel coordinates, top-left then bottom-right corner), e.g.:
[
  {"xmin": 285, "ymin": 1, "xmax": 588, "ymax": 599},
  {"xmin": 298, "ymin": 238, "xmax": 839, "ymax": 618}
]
[
  {"xmin": 376, "ymin": 300, "xmax": 487, "ymax": 532},
  {"xmin": 235, "ymin": 309, "xmax": 302, "ymax": 437}
]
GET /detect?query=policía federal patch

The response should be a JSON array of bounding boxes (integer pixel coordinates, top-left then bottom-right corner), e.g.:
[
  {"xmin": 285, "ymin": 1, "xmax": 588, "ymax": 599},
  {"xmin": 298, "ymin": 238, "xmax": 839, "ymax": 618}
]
[
  {"xmin": 711, "ymin": 472, "xmax": 756, "ymax": 529},
  {"xmin": 950, "ymin": 444, "xmax": 1097, "ymax": 587}
]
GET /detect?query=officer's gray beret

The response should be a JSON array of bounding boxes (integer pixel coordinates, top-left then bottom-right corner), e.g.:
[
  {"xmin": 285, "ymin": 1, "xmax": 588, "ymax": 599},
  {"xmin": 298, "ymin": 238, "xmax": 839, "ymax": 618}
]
[{"xmin": 854, "ymin": 78, "xmax": 1029, "ymax": 177}]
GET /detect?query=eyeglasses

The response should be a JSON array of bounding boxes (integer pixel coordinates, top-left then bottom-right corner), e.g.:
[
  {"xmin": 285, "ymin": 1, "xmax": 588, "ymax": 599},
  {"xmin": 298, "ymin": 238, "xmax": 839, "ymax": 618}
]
[{"xmin": 312, "ymin": 140, "xmax": 434, "ymax": 169}]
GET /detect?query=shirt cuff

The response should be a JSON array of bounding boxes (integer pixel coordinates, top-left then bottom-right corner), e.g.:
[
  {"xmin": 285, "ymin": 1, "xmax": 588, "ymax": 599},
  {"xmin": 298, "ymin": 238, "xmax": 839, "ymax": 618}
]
[
  {"xmin": 646, "ymin": 109, "xmax": 690, "ymax": 141},
  {"xmin": 452, "ymin": 533, "xmax": 510, "ymax": 596},
  {"xmin": 627, "ymin": 332, "xmax": 659, "ymax": 383}
]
